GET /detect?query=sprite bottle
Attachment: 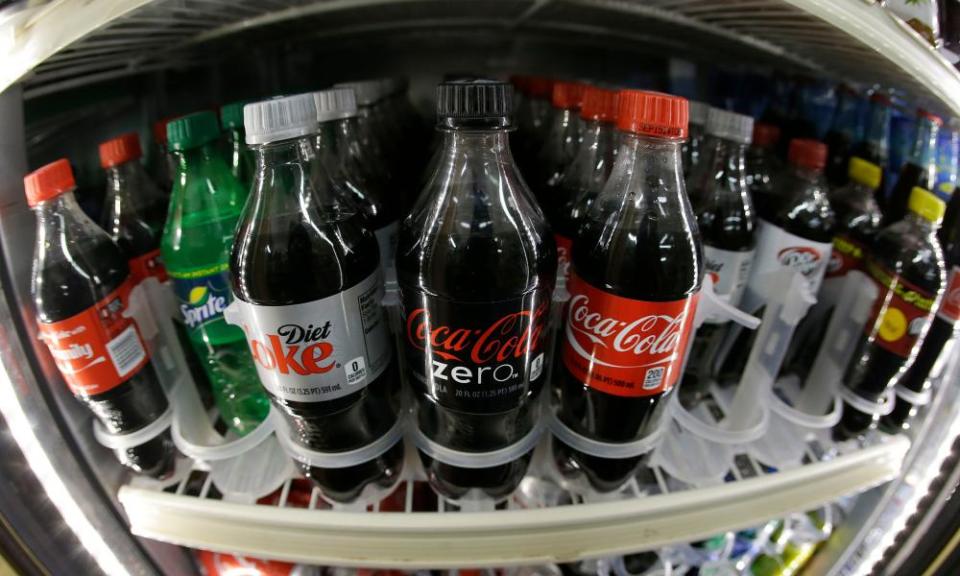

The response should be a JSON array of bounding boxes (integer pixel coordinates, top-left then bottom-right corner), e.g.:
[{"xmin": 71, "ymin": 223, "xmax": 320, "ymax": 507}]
[{"xmin": 161, "ymin": 111, "xmax": 269, "ymax": 435}]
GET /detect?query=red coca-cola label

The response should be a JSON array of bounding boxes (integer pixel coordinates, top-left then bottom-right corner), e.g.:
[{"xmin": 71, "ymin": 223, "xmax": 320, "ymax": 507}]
[
  {"xmin": 937, "ymin": 266, "xmax": 960, "ymax": 323},
  {"xmin": 561, "ymin": 272, "xmax": 699, "ymax": 397},
  {"xmin": 556, "ymin": 233, "xmax": 573, "ymax": 284},
  {"xmin": 864, "ymin": 259, "xmax": 938, "ymax": 359},
  {"xmin": 825, "ymin": 234, "xmax": 867, "ymax": 279},
  {"xmin": 128, "ymin": 248, "xmax": 168, "ymax": 283},
  {"xmin": 401, "ymin": 288, "xmax": 551, "ymax": 413},
  {"xmin": 36, "ymin": 278, "xmax": 150, "ymax": 397}
]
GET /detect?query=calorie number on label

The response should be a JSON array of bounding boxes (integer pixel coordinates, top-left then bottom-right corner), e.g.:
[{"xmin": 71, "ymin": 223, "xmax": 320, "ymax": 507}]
[
  {"xmin": 643, "ymin": 367, "xmax": 665, "ymax": 390},
  {"xmin": 345, "ymin": 356, "xmax": 367, "ymax": 385}
]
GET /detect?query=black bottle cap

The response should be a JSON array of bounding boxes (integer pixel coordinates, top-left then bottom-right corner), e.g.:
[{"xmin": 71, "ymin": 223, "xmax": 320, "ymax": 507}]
[{"xmin": 436, "ymin": 79, "xmax": 512, "ymax": 128}]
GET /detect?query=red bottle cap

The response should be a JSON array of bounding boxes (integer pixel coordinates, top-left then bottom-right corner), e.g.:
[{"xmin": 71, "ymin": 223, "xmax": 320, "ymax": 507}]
[
  {"xmin": 918, "ymin": 108, "xmax": 944, "ymax": 126},
  {"xmin": 788, "ymin": 139, "xmax": 827, "ymax": 171},
  {"xmin": 752, "ymin": 123, "xmax": 780, "ymax": 148},
  {"xmin": 552, "ymin": 81, "xmax": 586, "ymax": 110},
  {"xmin": 616, "ymin": 89, "xmax": 688, "ymax": 139},
  {"xmin": 527, "ymin": 77, "xmax": 554, "ymax": 99},
  {"xmin": 870, "ymin": 91, "xmax": 892, "ymax": 105},
  {"xmin": 580, "ymin": 86, "xmax": 619, "ymax": 123},
  {"xmin": 98, "ymin": 132, "xmax": 143, "ymax": 169},
  {"xmin": 152, "ymin": 119, "xmax": 168, "ymax": 146},
  {"xmin": 24, "ymin": 159, "xmax": 76, "ymax": 207}
]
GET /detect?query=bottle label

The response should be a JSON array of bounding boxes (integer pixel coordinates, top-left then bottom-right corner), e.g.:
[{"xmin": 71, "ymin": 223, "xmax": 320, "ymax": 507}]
[
  {"xmin": 128, "ymin": 248, "xmax": 169, "ymax": 284},
  {"xmin": 937, "ymin": 266, "xmax": 960, "ymax": 323},
  {"xmin": 703, "ymin": 246, "xmax": 753, "ymax": 305},
  {"xmin": 36, "ymin": 278, "xmax": 150, "ymax": 397},
  {"xmin": 825, "ymin": 234, "xmax": 867, "ymax": 279},
  {"xmin": 401, "ymin": 287, "xmax": 551, "ymax": 413},
  {"xmin": 561, "ymin": 272, "xmax": 699, "ymax": 397},
  {"xmin": 864, "ymin": 258, "xmax": 938, "ymax": 359},
  {"xmin": 375, "ymin": 221, "xmax": 399, "ymax": 271},
  {"xmin": 555, "ymin": 233, "xmax": 573, "ymax": 284},
  {"xmin": 750, "ymin": 220, "xmax": 833, "ymax": 295},
  {"xmin": 169, "ymin": 263, "xmax": 233, "ymax": 334},
  {"xmin": 233, "ymin": 271, "xmax": 391, "ymax": 403}
]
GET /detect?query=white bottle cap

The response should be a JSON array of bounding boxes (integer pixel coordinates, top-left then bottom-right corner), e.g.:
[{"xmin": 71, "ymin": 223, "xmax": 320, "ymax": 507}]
[
  {"xmin": 334, "ymin": 80, "xmax": 384, "ymax": 106},
  {"xmin": 706, "ymin": 108, "xmax": 754, "ymax": 144},
  {"xmin": 244, "ymin": 93, "xmax": 319, "ymax": 145},
  {"xmin": 313, "ymin": 88, "xmax": 358, "ymax": 123},
  {"xmin": 689, "ymin": 100, "xmax": 710, "ymax": 126}
]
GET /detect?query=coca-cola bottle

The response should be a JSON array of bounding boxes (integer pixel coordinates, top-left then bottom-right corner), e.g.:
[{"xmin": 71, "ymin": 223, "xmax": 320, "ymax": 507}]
[
  {"xmin": 230, "ymin": 94, "xmax": 403, "ymax": 503},
  {"xmin": 554, "ymin": 90, "xmax": 702, "ymax": 492},
  {"xmin": 745, "ymin": 123, "xmax": 781, "ymax": 221},
  {"xmin": 397, "ymin": 80, "xmax": 556, "ymax": 501},
  {"xmin": 513, "ymin": 76, "xmax": 554, "ymax": 167},
  {"xmin": 682, "ymin": 101, "xmax": 709, "ymax": 177},
  {"xmin": 835, "ymin": 187, "xmax": 946, "ymax": 439},
  {"xmin": 885, "ymin": 110, "xmax": 942, "ymax": 224},
  {"xmin": 681, "ymin": 108, "xmax": 756, "ymax": 406},
  {"xmin": 551, "ymin": 85, "xmax": 619, "ymax": 285},
  {"xmin": 98, "ymin": 132, "xmax": 169, "ymax": 283},
  {"xmin": 533, "ymin": 81, "xmax": 585, "ymax": 209},
  {"xmin": 717, "ymin": 139, "xmax": 835, "ymax": 383},
  {"xmin": 27, "ymin": 159, "xmax": 174, "ymax": 478}
]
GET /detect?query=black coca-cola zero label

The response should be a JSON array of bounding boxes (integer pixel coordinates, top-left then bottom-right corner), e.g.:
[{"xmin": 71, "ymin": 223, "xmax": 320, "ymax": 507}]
[{"xmin": 401, "ymin": 288, "xmax": 551, "ymax": 413}]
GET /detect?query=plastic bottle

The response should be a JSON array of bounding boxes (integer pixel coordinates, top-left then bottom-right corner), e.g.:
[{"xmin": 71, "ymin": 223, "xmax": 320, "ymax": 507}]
[
  {"xmin": 98, "ymin": 132, "xmax": 169, "ymax": 283},
  {"xmin": 151, "ymin": 118, "xmax": 177, "ymax": 194},
  {"xmin": 232, "ymin": 94, "xmax": 403, "ymax": 504},
  {"xmin": 27, "ymin": 159, "xmax": 175, "ymax": 478},
  {"xmin": 746, "ymin": 123, "xmax": 782, "ymax": 221},
  {"xmin": 397, "ymin": 80, "xmax": 556, "ymax": 501},
  {"xmin": 835, "ymin": 187, "xmax": 946, "ymax": 440},
  {"xmin": 824, "ymin": 86, "xmax": 866, "ymax": 187},
  {"xmin": 553, "ymin": 89, "xmax": 701, "ymax": 493},
  {"xmin": 161, "ymin": 111, "xmax": 269, "ymax": 436},
  {"xmin": 717, "ymin": 139, "xmax": 835, "ymax": 384},
  {"xmin": 220, "ymin": 100, "xmax": 255, "ymax": 189},
  {"xmin": 513, "ymin": 76, "xmax": 555, "ymax": 167},
  {"xmin": 551, "ymin": 85, "xmax": 619, "ymax": 285},
  {"xmin": 682, "ymin": 100, "xmax": 709, "ymax": 177},
  {"xmin": 935, "ymin": 121, "xmax": 959, "ymax": 200},
  {"xmin": 334, "ymin": 80, "xmax": 396, "ymax": 191},
  {"xmin": 681, "ymin": 108, "xmax": 756, "ymax": 406},
  {"xmin": 886, "ymin": 110, "xmax": 942, "ymax": 224},
  {"xmin": 851, "ymin": 92, "xmax": 892, "ymax": 206},
  {"xmin": 534, "ymin": 81, "xmax": 585, "ymax": 210},
  {"xmin": 882, "ymin": 190, "xmax": 960, "ymax": 432}
]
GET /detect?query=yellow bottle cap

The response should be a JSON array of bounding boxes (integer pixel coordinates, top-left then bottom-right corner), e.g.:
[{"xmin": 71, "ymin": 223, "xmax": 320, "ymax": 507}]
[
  {"xmin": 908, "ymin": 186, "xmax": 946, "ymax": 224},
  {"xmin": 847, "ymin": 157, "xmax": 882, "ymax": 190}
]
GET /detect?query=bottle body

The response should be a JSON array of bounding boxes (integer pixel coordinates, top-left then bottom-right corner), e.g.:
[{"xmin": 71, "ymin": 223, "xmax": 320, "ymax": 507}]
[
  {"xmin": 534, "ymin": 107, "xmax": 582, "ymax": 214},
  {"xmin": 885, "ymin": 112, "xmax": 941, "ymax": 224},
  {"xmin": 101, "ymin": 160, "xmax": 169, "ymax": 283},
  {"xmin": 161, "ymin": 142, "xmax": 269, "ymax": 436}
]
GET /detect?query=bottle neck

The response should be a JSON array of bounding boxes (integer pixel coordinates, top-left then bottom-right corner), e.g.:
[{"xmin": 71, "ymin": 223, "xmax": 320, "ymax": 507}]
[
  {"xmin": 910, "ymin": 118, "xmax": 940, "ymax": 168},
  {"xmin": 35, "ymin": 192, "xmax": 110, "ymax": 262},
  {"xmin": 905, "ymin": 211, "xmax": 939, "ymax": 235},
  {"xmin": 175, "ymin": 141, "xmax": 225, "ymax": 172},
  {"xmin": 226, "ymin": 127, "xmax": 245, "ymax": 145},
  {"xmin": 791, "ymin": 164, "xmax": 824, "ymax": 183},
  {"xmin": 440, "ymin": 127, "xmax": 513, "ymax": 159},
  {"xmin": 865, "ymin": 100, "xmax": 891, "ymax": 145},
  {"xmin": 831, "ymin": 92, "xmax": 862, "ymax": 139},
  {"xmin": 611, "ymin": 132, "xmax": 685, "ymax": 202},
  {"xmin": 253, "ymin": 135, "xmax": 350, "ymax": 219},
  {"xmin": 104, "ymin": 160, "xmax": 142, "ymax": 196}
]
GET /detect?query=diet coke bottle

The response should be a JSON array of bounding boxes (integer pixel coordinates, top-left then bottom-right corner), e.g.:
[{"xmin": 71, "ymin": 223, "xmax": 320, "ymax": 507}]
[
  {"xmin": 397, "ymin": 80, "xmax": 556, "ymax": 501},
  {"xmin": 553, "ymin": 90, "xmax": 702, "ymax": 493}
]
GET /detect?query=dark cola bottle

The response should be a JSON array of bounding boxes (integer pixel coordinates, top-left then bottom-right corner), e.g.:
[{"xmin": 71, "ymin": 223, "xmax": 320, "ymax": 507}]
[
  {"xmin": 682, "ymin": 100, "xmax": 709, "ymax": 178},
  {"xmin": 886, "ymin": 110, "xmax": 942, "ymax": 224},
  {"xmin": 882, "ymin": 190, "xmax": 960, "ymax": 432},
  {"xmin": 681, "ymin": 108, "xmax": 756, "ymax": 406},
  {"xmin": 554, "ymin": 90, "xmax": 702, "ymax": 493},
  {"xmin": 850, "ymin": 92, "xmax": 892, "ymax": 208},
  {"xmin": 513, "ymin": 76, "xmax": 555, "ymax": 168},
  {"xmin": 824, "ymin": 85, "xmax": 865, "ymax": 187},
  {"xmin": 835, "ymin": 187, "xmax": 946, "ymax": 440},
  {"xmin": 230, "ymin": 94, "xmax": 402, "ymax": 503},
  {"xmin": 551, "ymin": 85, "xmax": 619, "ymax": 285},
  {"xmin": 745, "ymin": 123, "xmax": 782, "ymax": 221},
  {"xmin": 533, "ymin": 81, "xmax": 585, "ymax": 211},
  {"xmin": 27, "ymin": 159, "xmax": 174, "ymax": 478},
  {"xmin": 716, "ymin": 139, "xmax": 835, "ymax": 384},
  {"xmin": 397, "ymin": 80, "xmax": 556, "ymax": 501},
  {"xmin": 98, "ymin": 132, "xmax": 169, "ymax": 284}
]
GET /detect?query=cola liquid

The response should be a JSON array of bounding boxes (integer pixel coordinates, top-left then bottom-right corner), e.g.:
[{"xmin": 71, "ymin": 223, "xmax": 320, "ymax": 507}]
[
  {"xmin": 533, "ymin": 81, "xmax": 584, "ymax": 210},
  {"xmin": 28, "ymin": 160, "xmax": 174, "ymax": 478},
  {"xmin": 716, "ymin": 139, "xmax": 835, "ymax": 385},
  {"xmin": 745, "ymin": 123, "xmax": 781, "ymax": 221},
  {"xmin": 886, "ymin": 110, "xmax": 942, "ymax": 224},
  {"xmin": 553, "ymin": 90, "xmax": 702, "ymax": 493},
  {"xmin": 551, "ymin": 86, "xmax": 619, "ymax": 285},
  {"xmin": 681, "ymin": 108, "xmax": 755, "ymax": 407},
  {"xmin": 513, "ymin": 76, "xmax": 554, "ymax": 168},
  {"xmin": 881, "ymin": 191, "xmax": 960, "ymax": 432},
  {"xmin": 397, "ymin": 80, "xmax": 556, "ymax": 501},
  {"xmin": 682, "ymin": 101, "xmax": 709, "ymax": 178},
  {"xmin": 835, "ymin": 187, "xmax": 946, "ymax": 440},
  {"xmin": 230, "ymin": 95, "xmax": 402, "ymax": 503}
]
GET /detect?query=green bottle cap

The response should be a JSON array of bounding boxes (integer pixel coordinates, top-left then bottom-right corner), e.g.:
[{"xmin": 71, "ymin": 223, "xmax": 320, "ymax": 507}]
[
  {"xmin": 167, "ymin": 111, "xmax": 220, "ymax": 151},
  {"xmin": 220, "ymin": 100, "xmax": 247, "ymax": 130}
]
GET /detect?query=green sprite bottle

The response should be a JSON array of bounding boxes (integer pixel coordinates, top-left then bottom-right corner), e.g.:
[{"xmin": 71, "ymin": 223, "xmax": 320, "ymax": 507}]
[
  {"xmin": 220, "ymin": 100, "xmax": 255, "ymax": 190},
  {"xmin": 161, "ymin": 111, "xmax": 268, "ymax": 435}
]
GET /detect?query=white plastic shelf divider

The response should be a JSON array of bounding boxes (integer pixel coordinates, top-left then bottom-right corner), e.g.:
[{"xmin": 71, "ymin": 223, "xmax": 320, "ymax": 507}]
[{"xmin": 117, "ymin": 435, "xmax": 908, "ymax": 568}]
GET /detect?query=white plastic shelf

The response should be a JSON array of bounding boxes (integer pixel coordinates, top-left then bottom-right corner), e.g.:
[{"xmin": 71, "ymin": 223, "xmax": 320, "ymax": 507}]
[
  {"xmin": 1, "ymin": 0, "xmax": 960, "ymax": 115},
  {"xmin": 117, "ymin": 434, "xmax": 908, "ymax": 568}
]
